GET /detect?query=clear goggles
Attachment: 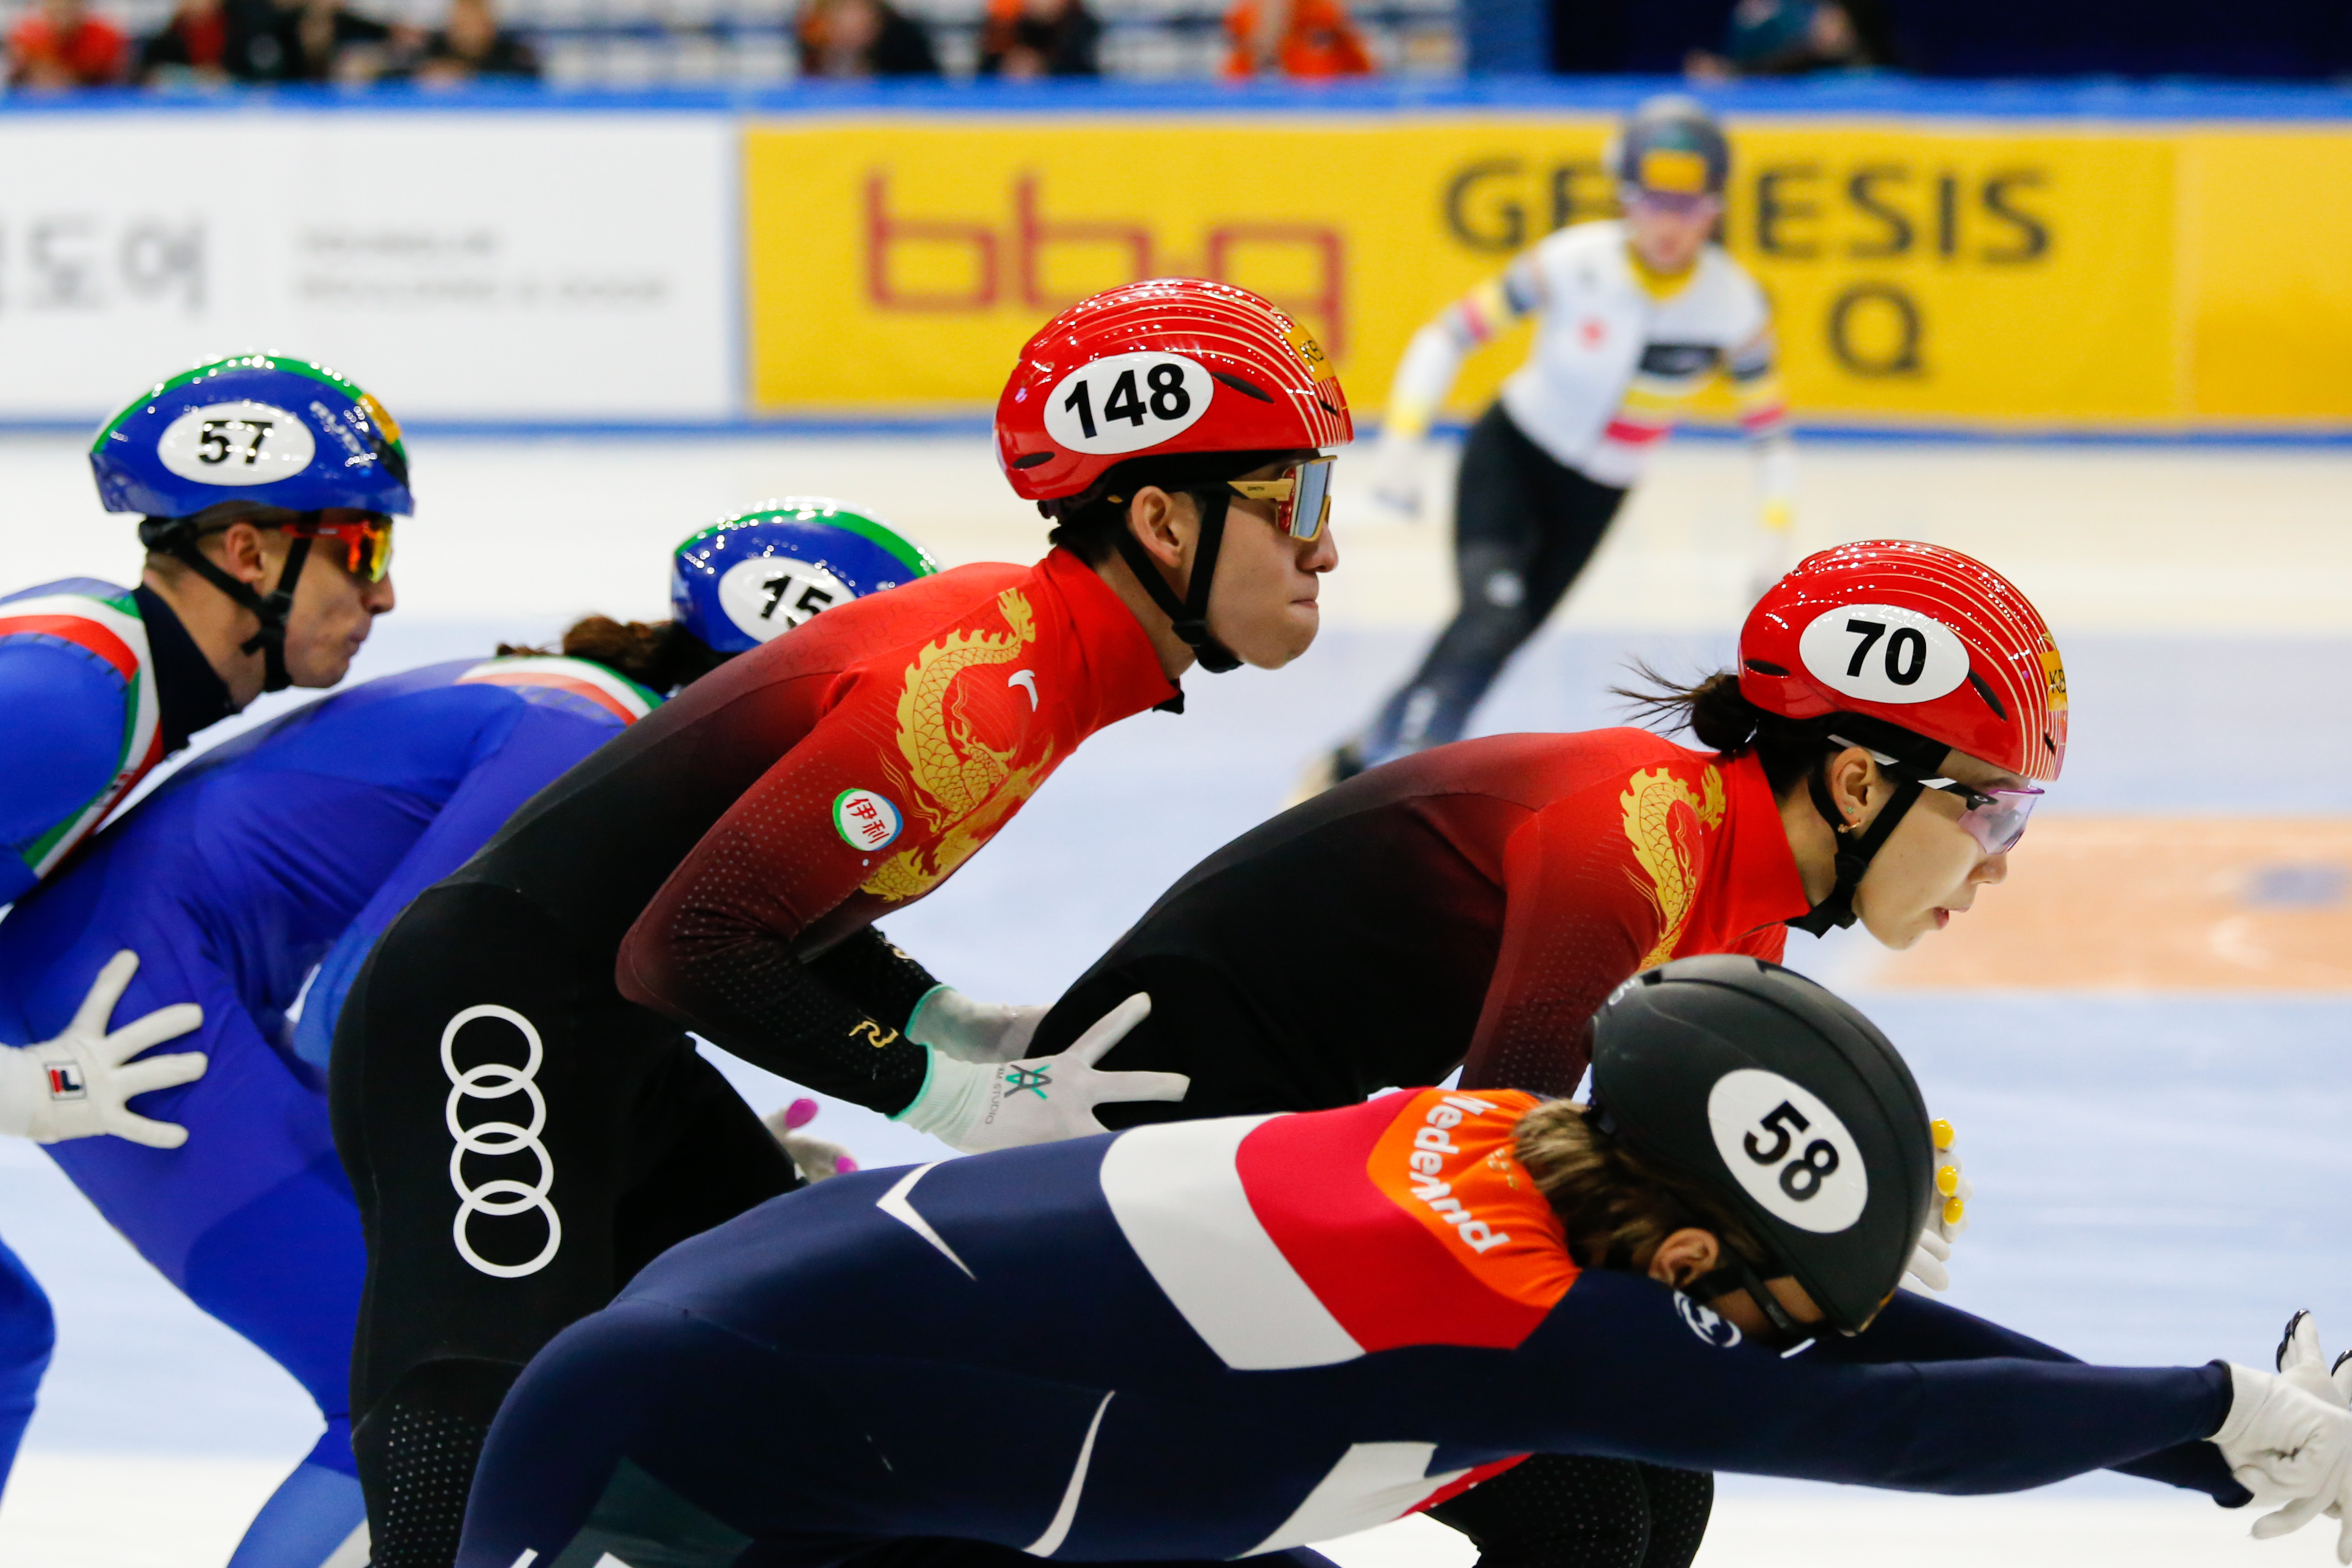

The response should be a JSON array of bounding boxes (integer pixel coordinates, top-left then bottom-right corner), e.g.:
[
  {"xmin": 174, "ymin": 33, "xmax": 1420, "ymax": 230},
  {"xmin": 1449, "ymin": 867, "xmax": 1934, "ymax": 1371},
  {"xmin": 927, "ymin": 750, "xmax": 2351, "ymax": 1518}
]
[
  {"xmin": 1932, "ymin": 780, "xmax": 2041, "ymax": 856},
  {"xmin": 1226, "ymin": 454, "xmax": 1335, "ymax": 543},
  {"xmin": 1833, "ymin": 734, "xmax": 2041, "ymax": 856}
]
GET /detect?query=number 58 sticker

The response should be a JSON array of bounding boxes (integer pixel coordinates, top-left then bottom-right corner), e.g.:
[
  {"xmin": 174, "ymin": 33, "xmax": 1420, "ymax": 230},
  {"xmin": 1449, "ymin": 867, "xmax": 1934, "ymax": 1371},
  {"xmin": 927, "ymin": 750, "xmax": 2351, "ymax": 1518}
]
[
  {"xmin": 1045, "ymin": 351, "xmax": 1216, "ymax": 456},
  {"xmin": 1706, "ymin": 1068, "xmax": 1868, "ymax": 1233}
]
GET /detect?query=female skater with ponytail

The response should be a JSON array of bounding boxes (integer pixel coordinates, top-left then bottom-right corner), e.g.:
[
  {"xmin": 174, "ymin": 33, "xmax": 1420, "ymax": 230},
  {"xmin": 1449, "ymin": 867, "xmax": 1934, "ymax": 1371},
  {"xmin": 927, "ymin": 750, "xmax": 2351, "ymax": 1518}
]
[{"xmin": 997, "ymin": 539, "xmax": 2067, "ymax": 1568}]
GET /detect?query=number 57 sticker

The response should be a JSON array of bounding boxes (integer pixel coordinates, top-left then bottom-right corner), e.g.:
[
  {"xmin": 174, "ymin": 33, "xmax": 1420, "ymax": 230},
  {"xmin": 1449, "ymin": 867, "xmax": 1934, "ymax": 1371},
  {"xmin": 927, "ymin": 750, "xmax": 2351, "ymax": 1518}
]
[
  {"xmin": 1706, "ymin": 1068, "xmax": 1868, "ymax": 1233},
  {"xmin": 156, "ymin": 399, "xmax": 317, "ymax": 487}
]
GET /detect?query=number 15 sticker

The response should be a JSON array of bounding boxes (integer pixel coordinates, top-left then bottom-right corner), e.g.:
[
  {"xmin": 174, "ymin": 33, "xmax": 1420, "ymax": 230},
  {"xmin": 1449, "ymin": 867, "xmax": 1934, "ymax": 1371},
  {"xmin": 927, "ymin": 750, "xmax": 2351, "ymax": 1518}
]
[{"xmin": 1045, "ymin": 352, "xmax": 1215, "ymax": 456}]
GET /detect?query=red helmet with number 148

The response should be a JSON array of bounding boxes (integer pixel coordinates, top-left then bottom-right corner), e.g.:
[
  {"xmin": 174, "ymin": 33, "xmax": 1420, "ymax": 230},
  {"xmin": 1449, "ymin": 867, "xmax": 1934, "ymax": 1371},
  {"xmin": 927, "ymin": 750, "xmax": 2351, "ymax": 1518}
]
[
  {"xmin": 994, "ymin": 279, "xmax": 1353, "ymax": 676},
  {"xmin": 995, "ymin": 278, "xmax": 1352, "ymax": 509}
]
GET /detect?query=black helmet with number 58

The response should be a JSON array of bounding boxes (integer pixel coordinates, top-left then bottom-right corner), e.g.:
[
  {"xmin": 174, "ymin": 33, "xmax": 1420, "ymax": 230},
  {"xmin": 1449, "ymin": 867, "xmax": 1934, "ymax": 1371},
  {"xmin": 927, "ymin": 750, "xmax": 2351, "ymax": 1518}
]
[{"xmin": 1588, "ymin": 954, "xmax": 1933, "ymax": 1336}]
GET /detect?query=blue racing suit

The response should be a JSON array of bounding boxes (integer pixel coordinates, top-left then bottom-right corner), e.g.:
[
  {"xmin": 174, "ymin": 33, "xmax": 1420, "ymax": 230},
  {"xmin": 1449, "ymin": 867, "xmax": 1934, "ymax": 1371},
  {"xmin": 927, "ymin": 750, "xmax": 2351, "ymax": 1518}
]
[
  {"xmin": 0, "ymin": 652, "xmax": 659, "ymax": 1568},
  {"xmin": 0, "ymin": 575, "xmax": 235, "ymax": 1490}
]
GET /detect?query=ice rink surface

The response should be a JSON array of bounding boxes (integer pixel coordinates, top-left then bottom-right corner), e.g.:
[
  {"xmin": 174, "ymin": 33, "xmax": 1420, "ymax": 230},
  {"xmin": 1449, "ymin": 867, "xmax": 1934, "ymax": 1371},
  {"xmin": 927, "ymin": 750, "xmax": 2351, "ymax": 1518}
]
[{"xmin": 2, "ymin": 430, "xmax": 2349, "ymax": 1565}]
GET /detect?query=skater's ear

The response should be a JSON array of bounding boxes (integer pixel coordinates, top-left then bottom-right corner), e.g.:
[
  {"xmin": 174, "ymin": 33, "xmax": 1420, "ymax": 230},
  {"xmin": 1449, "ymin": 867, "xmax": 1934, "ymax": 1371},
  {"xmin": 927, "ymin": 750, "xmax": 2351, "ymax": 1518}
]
[
  {"xmin": 1121, "ymin": 485, "xmax": 1202, "ymax": 572},
  {"xmin": 1643, "ymin": 1227, "xmax": 1722, "ymax": 1290}
]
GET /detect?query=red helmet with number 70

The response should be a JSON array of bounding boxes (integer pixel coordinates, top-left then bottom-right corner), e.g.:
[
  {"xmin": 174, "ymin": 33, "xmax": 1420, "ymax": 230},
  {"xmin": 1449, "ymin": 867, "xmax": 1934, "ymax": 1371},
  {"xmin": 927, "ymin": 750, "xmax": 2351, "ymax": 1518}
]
[
  {"xmin": 995, "ymin": 278, "xmax": 1354, "ymax": 509},
  {"xmin": 1738, "ymin": 541, "xmax": 2068, "ymax": 782}
]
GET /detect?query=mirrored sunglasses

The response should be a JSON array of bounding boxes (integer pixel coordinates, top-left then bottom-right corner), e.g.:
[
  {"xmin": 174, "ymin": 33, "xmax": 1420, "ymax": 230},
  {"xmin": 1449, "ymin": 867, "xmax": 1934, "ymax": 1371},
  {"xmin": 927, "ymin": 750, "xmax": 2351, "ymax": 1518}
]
[
  {"xmin": 1227, "ymin": 455, "xmax": 1336, "ymax": 543},
  {"xmin": 289, "ymin": 513, "xmax": 395, "ymax": 583}
]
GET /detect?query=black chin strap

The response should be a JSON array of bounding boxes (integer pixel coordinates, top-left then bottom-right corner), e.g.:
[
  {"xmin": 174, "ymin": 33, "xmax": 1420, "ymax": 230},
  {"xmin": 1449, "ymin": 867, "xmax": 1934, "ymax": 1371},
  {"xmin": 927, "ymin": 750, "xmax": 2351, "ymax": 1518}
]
[
  {"xmin": 1112, "ymin": 486, "xmax": 1241, "ymax": 675},
  {"xmin": 139, "ymin": 514, "xmax": 317, "ymax": 694},
  {"xmin": 1786, "ymin": 761, "xmax": 1926, "ymax": 936}
]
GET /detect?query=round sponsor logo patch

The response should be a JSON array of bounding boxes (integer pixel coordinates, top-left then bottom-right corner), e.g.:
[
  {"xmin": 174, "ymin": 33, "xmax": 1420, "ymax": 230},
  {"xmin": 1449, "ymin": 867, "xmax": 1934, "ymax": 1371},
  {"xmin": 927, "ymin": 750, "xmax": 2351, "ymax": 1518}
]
[
  {"xmin": 1674, "ymin": 1290, "xmax": 1742, "ymax": 1348},
  {"xmin": 1044, "ymin": 351, "xmax": 1215, "ymax": 456},
  {"xmin": 719, "ymin": 556, "xmax": 853, "ymax": 644},
  {"xmin": 156, "ymin": 400, "xmax": 316, "ymax": 486},
  {"xmin": 1706, "ymin": 1067, "xmax": 1868, "ymax": 1234},
  {"xmin": 1797, "ymin": 603, "xmax": 1971, "ymax": 706},
  {"xmin": 832, "ymin": 788, "xmax": 902, "ymax": 853}
]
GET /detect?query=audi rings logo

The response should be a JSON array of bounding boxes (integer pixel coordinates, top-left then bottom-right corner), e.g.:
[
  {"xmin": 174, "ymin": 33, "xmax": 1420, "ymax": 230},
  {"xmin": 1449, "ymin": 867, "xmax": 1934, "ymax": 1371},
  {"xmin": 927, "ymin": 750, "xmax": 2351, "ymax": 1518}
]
[{"xmin": 443, "ymin": 1003, "xmax": 561, "ymax": 1279}]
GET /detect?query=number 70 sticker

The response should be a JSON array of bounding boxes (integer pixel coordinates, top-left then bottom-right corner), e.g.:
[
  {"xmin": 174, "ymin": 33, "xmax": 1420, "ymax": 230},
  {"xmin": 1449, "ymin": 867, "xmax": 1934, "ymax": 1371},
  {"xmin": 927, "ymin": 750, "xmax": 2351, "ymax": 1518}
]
[
  {"xmin": 1045, "ymin": 352, "xmax": 1216, "ymax": 456},
  {"xmin": 1796, "ymin": 603, "xmax": 1970, "ymax": 706}
]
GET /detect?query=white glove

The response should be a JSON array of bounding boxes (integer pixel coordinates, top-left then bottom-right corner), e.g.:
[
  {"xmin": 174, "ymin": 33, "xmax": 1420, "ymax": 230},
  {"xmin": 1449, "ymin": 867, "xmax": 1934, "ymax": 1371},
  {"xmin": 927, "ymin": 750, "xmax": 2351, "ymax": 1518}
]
[
  {"xmin": 1902, "ymin": 1117, "xmax": 1971, "ymax": 1293},
  {"xmin": 0, "ymin": 951, "xmax": 206, "ymax": 1149},
  {"xmin": 1368, "ymin": 433, "xmax": 1426, "ymax": 519},
  {"xmin": 2212, "ymin": 1361, "xmax": 2352, "ymax": 1559},
  {"xmin": 907, "ymin": 985, "xmax": 1048, "ymax": 1066},
  {"xmin": 764, "ymin": 1097, "xmax": 859, "ymax": 1182},
  {"xmin": 2259, "ymin": 1312, "xmax": 2352, "ymax": 1547},
  {"xmin": 894, "ymin": 993, "xmax": 1183, "ymax": 1154}
]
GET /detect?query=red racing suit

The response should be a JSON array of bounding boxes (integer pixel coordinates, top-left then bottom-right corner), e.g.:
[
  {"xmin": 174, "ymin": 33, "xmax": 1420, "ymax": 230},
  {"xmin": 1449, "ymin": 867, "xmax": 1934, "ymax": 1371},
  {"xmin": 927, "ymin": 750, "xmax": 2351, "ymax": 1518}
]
[
  {"xmin": 1032, "ymin": 728, "xmax": 1812, "ymax": 1115},
  {"xmin": 443, "ymin": 546, "xmax": 1180, "ymax": 1114}
]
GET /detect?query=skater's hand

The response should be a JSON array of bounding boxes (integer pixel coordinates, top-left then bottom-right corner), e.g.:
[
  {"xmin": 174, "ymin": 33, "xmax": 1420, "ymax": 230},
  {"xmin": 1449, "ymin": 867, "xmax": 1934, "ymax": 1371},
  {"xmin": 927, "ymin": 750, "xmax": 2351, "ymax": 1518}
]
[
  {"xmin": 766, "ymin": 1096, "xmax": 860, "ymax": 1182},
  {"xmin": 894, "ymin": 993, "xmax": 1183, "ymax": 1154},
  {"xmin": 1902, "ymin": 1117, "xmax": 1969, "ymax": 1294},
  {"xmin": 0, "ymin": 951, "xmax": 206, "ymax": 1148},
  {"xmin": 2214, "ymin": 1357, "xmax": 2352, "ymax": 1559},
  {"xmin": 908, "ymin": 985, "xmax": 1048, "ymax": 1065}
]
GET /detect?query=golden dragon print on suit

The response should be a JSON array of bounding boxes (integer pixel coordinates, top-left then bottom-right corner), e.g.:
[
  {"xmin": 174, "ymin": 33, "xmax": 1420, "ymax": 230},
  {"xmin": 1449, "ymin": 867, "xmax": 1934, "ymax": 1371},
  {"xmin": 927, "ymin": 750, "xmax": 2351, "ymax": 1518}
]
[
  {"xmin": 1620, "ymin": 764, "xmax": 1727, "ymax": 970},
  {"xmin": 861, "ymin": 588, "xmax": 1054, "ymax": 903}
]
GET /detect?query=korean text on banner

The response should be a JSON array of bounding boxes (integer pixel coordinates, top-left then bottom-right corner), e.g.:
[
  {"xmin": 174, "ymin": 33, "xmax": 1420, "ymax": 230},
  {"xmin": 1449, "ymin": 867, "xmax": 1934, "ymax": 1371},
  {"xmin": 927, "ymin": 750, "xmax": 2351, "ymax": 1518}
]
[{"xmin": 0, "ymin": 113, "xmax": 733, "ymax": 423}]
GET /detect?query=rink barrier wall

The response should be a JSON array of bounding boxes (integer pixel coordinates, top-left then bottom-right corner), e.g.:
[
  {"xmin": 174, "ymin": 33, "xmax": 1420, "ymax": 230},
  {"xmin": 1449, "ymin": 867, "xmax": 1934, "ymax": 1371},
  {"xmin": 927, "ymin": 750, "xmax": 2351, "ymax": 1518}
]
[{"xmin": 0, "ymin": 80, "xmax": 2346, "ymax": 436}]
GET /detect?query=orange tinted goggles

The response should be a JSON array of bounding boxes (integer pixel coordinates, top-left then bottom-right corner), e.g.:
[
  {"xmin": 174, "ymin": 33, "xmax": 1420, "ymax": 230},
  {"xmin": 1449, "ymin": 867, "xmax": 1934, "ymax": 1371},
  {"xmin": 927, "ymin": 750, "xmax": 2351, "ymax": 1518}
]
[{"xmin": 288, "ymin": 512, "xmax": 395, "ymax": 583}]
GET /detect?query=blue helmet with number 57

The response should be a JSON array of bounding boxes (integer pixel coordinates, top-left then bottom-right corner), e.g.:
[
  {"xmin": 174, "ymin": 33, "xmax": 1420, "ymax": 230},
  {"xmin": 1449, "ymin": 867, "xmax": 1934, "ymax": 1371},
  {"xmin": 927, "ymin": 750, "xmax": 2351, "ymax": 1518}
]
[
  {"xmin": 671, "ymin": 500, "xmax": 938, "ymax": 655},
  {"xmin": 1587, "ymin": 955, "xmax": 1934, "ymax": 1338},
  {"xmin": 90, "ymin": 353, "xmax": 413, "ymax": 519}
]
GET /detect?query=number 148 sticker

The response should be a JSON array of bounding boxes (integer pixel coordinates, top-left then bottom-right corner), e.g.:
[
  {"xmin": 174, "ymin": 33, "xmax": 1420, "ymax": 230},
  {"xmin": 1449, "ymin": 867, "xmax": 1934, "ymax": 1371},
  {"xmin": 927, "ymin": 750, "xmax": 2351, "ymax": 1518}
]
[{"xmin": 1045, "ymin": 351, "xmax": 1215, "ymax": 456}]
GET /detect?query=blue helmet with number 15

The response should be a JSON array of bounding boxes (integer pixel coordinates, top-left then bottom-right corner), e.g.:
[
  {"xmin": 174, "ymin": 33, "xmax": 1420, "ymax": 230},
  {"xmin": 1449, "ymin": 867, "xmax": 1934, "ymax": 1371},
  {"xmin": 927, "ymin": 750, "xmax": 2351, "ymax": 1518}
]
[{"xmin": 671, "ymin": 500, "xmax": 938, "ymax": 654}]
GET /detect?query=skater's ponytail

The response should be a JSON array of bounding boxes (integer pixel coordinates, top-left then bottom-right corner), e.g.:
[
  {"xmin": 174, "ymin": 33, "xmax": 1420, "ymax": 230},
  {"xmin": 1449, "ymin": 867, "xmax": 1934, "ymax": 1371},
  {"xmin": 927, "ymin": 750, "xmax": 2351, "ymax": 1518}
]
[
  {"xmin": 1514, "ymin": 1098, "xmax": 1771, "ymax": 1274},
  {"xmin": 497, "ymin": 615, "xmax": 732, "ymax": 694},
  {"xmin": 1613, "ymin": 661, "xmax": 1844, "ymax": 799}
]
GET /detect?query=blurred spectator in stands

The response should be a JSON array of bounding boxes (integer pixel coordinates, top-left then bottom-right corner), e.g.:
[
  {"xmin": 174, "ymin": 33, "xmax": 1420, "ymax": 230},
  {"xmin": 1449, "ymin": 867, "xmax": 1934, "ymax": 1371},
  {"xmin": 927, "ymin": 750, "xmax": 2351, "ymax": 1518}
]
[
  {"xmin": 1686, "ymin": 0, "xmax": 1889, "ymax": 79},
  {"xmin": 221, "ymin": 0, "xmax": 408, "ymax": 81},
  {"xmin": 979, "ymin": 0, "xmax": 1097, "ymax": 77},
  {"xmin": 416, "ymin": 0, "xmax": 536, "ymax": 80},
  {"xmin": 1225, "ymin": 0, "xmax": 1372, "ymax": 77},
  {"xmin": 798, "ymin": 0, "xmax": 938, "ymax": 76},
  {"xmin": 138, "ymin": 0, "xmax": 231, "ymax": 82},
  {"xmin": 8, "ymin": 0, "xmax": 127, "ymax": 85}
]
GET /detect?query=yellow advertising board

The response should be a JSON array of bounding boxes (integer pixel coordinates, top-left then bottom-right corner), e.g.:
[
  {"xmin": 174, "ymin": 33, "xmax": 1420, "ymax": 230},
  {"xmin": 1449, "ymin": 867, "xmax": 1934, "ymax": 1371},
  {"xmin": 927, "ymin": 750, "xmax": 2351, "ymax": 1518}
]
[{"xmin": 742, "ymin": 116, "xmax": 2352, "ymax": 427}]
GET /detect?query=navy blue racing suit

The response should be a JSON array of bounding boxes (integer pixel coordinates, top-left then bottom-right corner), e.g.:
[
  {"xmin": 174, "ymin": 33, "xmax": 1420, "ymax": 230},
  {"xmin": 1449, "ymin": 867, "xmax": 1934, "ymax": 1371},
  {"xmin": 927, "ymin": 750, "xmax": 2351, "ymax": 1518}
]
[{"xmin": 460, "ymin": 1089, "xmax": 2241, "ymax": 1568}]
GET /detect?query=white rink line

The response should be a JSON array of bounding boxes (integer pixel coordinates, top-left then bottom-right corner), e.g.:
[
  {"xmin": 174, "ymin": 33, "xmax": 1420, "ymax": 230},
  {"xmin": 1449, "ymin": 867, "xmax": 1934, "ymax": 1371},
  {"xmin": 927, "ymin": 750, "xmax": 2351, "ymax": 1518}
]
[
  {"xmin": 1327, "ymin": 1493, "xmax": 2347, "ymax": 1568},
  {"xmin": 0, "ymin": 433, "xmax": 2347, "ymax": 635},
  {"xmin": 2, "ymin": 1455, "xmax": 2340, "ymax": 1568}
]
